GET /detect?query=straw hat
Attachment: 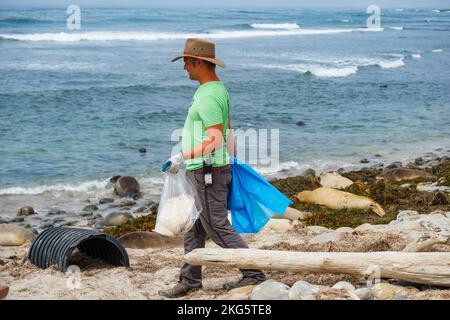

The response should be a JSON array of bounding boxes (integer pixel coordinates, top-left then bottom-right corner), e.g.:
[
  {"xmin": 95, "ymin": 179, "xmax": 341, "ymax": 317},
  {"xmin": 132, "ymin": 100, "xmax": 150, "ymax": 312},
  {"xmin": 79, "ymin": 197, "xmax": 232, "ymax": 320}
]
[{"xmin": 171, "ymin": 38, "xmax": 226, "ymax": 68}]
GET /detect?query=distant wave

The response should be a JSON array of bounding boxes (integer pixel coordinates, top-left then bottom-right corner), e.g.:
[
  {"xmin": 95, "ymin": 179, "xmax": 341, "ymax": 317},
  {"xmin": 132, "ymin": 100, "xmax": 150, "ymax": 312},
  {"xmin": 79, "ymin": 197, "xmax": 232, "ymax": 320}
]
[
  {"xmin": 0, "ymin": 27, "xmax": 383, "ymax": 42},
  {"xmin": 389, "ymin": 26, "xmax": 403, "ymax": 31},
  {"xmin": 431, "ymin": 49, "xmax": 443, "ymax": 52},
  {"xmin": 411, "ymin": 53, "xmax": 421, "ymax": 59},
  {"xmin": 0, "ymin": 16, "xmax": 52, "ymax": 24},
  {"xmin": 247, "ymin": 54, "xmax": 405, "ymax": 77},
  {"xmin": 249, "ymin": 23, "xmax": 300, "ymax": 30}
]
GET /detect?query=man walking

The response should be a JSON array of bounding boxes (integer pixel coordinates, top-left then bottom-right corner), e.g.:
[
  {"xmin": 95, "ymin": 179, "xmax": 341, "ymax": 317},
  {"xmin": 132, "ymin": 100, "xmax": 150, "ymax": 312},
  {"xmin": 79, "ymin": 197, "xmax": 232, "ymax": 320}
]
[{"xmin": 158, "ymin": 38, "xmax": 266, "ymax": 298}]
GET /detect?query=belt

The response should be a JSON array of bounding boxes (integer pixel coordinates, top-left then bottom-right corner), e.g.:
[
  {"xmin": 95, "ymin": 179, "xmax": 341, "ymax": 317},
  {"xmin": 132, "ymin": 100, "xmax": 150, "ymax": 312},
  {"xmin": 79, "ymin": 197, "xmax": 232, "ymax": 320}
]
[{"xmin": 190, "ymin": 164, "xmax": 231, "ymax": 173}]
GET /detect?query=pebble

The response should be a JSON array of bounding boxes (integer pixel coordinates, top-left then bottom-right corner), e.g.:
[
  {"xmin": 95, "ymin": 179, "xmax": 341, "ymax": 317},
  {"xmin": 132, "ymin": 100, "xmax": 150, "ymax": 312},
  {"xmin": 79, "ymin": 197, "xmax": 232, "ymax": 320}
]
[
  {"xmin": 360, "ymin": 158, "xmax": 370, "ymax": 164},
  {"xmin": 47, "ymin": 209, "xmax": 66, "ymax": 216},
  {"xmin": 99, "ymin": 198, "xmax": 115, "ymax": 204},
  {"xmin": 371, "ymin": 283, "xmax": 419, "ymax": 300},
  {"xmin": 83, "ymin": 204, "xmax": 99, "ymax": 212},
  {"xmin": 121, "ymin": 200, "xmax": 136, "ymax": 207}
]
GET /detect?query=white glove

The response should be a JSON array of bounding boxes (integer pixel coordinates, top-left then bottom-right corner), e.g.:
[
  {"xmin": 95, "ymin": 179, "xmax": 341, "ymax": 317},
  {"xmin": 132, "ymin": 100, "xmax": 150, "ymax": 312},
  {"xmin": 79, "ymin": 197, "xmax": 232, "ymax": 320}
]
[{"xmin": 161, "ymin": 152, "xmax": 184, "ymax": 174}]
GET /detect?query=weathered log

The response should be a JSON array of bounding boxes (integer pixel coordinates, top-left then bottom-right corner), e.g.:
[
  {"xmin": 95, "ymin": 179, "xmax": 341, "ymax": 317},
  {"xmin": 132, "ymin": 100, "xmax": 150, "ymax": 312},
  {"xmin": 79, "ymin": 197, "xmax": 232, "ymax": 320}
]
[
  {"xmin": 403, "ymin": 220, "xmax": 450, "ymax": 252},
  {"xmin": 185, "ymin": 248, "xmax": 450, "ymax": 287}
]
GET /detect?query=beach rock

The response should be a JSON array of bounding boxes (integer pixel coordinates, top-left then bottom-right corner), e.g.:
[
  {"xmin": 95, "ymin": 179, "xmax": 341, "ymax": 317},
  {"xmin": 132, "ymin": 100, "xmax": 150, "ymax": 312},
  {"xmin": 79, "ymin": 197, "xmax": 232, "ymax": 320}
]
[
  {"xmin": 288, "ymin": 281, "xmax": 320, "ymax": 300},
  {"xmin": 0, "ymin": 224, "xmax": 35, "ymax": 246},
  {"xmin": 224, "ymin": 286, "xmax": 254, "ymax": 300},
  {"xmin": 261, "ymin": 219, "xmax": 292, "ymax": 233},
  {"xmin": 414, "ymin": 157, "xmax": 424, "ymax": 165},
  {"xmin": 306, "ymin": 226, "xmax": 329, "ymax": 234},
  {"xmin": 104, "ymin": 211, "xmax": 132, "ymax": 226},
  {"xmin": 12, "ymin": 217, "xmax": 25, "ymax": 223},
  {"xmin": 139, "ymin": 148, "xmax": 147, "ymax": 153},
  {"xmin": 315, "ymin": 288, "xmax": 360, "ymax": 300},
  {"xmin": 396, "ymin": 210, "xmax": 420, "ymax": 222},
  {"xmin": 47, "ymin": 209, "xmax": 66, "ymax": 216},
  {"xmin": 296, "ymin": 120, "xmax": 305, "ymax": 126},
  {"xmin": 354, "ymin": 223, "xmax": 386, "ymax": 232},
  {"xmin": 301, "ymin": 169, "xmax": 316, "ymax": 178},
  {"xmin": 417, "ymin": 182, "xmax": 450, "ymax": 193},
  {"xmin": 352, "ymin": 288, "xmax": 372, "ymax": 300},
  {"xmin": 332, "ymin": 281, "xmax": 356, "ymax": 292},
  {"xmin": 99, "ymin": 198, "xmax": 114, "ymax": 204},
  {"xmin": 273, "ymin": 207, "xmax": 311, "ymax": 221},
  {"xmin": 110, "ymin": 175, "xmax": 141, "ymax": 199},
  {"xmin": 250, "ymin": 280, "xmax": 289, "ymax": 300},
  {"xmin": 94, "ymin": 219, "xmax": 106, "ymax": 229},
  {"xmin": 391, "ymin": 295, "xmax": 408, "ymax": 300},
  {"xmin": 0, "ymin": 285, "xmax": 9, "ymax": 300},
  {"xmin": 386, "ymin": 161, "xmax": 402, "ymax": 170},
  {"xmin": 400, "ymin": 183, "xmax": 411, "ymax": 188},
  {"xmin": 83, "ymin": 204, "xmax": 98, "ymax": 212},
  {"xmin": 430, "ymin": 192, "xmax": 448, "ymax": 205},
  {"xmin": 360, "ymin": 158, "xmax": 369, "ymax": 164},
  {"xmin": 77, "ymin": 211, "xmax": 93, "ymax": 217},
  {"xmin": 39, "ymin": 222, "xmax": 53, "ymax": 229},
  {"xmin": 319, "ymin": 172, "xmax": 353, "ymax": 189},
  {"xmin": 371, "ymin": 283, "xmax": 419, "ymax": 300},
  {"xmin": 335, "ymin": 227, "xmax": 354, "ymax": 233},
  {"xmin": 17, "ymin": 206, "xmax": 36, "ymax": 217},
  {"xmin": 133, "ymin": 207, "xmax": 148, "ymax": 214},
  {"xmin": 120, "ymin": 200, "xmax": 136, "ymax": 207},
  {"xmin": 309, "ymin": 232, "xmax": 342, "ymax": 244}
]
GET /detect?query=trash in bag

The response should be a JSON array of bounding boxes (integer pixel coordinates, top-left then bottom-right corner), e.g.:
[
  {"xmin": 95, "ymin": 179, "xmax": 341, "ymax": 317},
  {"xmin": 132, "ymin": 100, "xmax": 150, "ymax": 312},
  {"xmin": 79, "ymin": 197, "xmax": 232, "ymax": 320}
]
[
  {"xmin": 227, "ymin": 157, "xmax": 293, "ymax": 233},
  {"xmin": 154, "ymin": 169, "xmax": 201, "ymax": 237}
]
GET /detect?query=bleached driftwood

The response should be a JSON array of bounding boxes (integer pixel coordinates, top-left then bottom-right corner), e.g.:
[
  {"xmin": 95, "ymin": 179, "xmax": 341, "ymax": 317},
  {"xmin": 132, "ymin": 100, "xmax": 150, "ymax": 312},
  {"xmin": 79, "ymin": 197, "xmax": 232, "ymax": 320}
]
[
  {"xmin": 185, "ymin": 248, "xmax": 450, "ymax": 287},
  {"xmin": 403, "ymin": 220, "xmax": 450, "ymax": 252}
]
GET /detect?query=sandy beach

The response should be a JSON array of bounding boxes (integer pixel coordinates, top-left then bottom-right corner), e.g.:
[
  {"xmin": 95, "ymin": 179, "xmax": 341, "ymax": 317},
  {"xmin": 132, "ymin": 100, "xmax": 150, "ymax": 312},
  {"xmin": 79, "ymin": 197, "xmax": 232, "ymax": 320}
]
[{"xmin": 1, "ymin": 150, "xmax": 449, "ymax": 300}]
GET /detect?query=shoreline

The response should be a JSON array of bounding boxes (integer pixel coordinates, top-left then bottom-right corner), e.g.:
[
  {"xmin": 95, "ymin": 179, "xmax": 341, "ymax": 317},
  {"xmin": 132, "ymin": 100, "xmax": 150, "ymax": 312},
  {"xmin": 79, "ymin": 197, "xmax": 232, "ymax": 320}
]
[{"xmin": 0, "ymin": 147, "xmax": 449, "ymax": 300}]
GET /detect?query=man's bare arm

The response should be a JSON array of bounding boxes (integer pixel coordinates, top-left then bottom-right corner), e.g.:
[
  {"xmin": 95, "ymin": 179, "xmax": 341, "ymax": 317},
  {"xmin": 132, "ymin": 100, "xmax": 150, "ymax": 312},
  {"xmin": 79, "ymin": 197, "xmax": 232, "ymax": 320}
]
[{"xmin": 182, "ymin": 123, "xmax": 224, "ymax": 160}]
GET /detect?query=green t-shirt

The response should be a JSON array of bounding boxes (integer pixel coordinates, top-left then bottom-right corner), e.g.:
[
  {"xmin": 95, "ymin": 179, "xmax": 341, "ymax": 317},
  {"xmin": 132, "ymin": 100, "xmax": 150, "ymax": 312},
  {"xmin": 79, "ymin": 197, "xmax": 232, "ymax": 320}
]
[{"xmin": 182, "ymin": 81, "xmax": 230, "ymax": 171}]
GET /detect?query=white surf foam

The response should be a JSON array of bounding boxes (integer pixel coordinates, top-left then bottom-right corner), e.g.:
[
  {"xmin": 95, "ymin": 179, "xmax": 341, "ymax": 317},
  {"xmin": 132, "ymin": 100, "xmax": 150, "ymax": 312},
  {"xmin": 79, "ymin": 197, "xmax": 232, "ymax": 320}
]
[
  {"xmin": 411, "ymin": 53, "xmax": 421, "ymax": 59},
  {"xmin": 389, "ymin": 26, "xmax": 403, "ymax": 31},
  {"xmin": 250, "ymin": 23, "xmax": 300, "ymax": 30},
  {"xmin": 0, "ymin": 28, "xmax": 383, "ymax": 42},
  {"xmin": 0, "ymin": 179, "xmax": 109, "ymax": 195},
  {"xmin": 431, "ymin": 49, "xmax": 443, "ymax": 53},
  {"xmin": 252, "ymin": 63, "xmax": 358, "ymax": 78}
]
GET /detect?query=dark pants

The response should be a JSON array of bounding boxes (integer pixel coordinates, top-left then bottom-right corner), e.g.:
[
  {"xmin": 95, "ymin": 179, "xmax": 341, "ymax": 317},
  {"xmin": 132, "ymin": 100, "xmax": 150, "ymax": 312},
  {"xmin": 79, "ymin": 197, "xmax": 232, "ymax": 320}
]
[{"xmin": 179, "ymin": 165, "xmax": 266, "ymax": 288}]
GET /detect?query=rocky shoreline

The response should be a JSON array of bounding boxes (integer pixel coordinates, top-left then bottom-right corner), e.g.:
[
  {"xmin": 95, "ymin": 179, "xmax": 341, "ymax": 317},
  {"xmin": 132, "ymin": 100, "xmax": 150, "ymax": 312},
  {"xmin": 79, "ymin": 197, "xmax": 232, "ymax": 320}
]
[{"xmin": 0, "ymin": 148, "xmax": 449, "ymax": 300}]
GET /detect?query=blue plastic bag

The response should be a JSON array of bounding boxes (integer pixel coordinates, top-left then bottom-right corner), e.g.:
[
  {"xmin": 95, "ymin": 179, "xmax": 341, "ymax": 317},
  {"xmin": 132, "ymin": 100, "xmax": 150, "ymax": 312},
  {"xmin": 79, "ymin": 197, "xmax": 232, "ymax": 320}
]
[{"xmin": 227, "ymin": 157, "xmax": 293, "ymax": 233}]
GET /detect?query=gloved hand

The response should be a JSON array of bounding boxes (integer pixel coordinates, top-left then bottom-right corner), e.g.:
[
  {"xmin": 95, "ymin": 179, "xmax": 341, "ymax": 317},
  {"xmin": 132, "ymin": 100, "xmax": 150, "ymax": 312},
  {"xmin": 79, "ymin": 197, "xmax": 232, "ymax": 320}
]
[{"xmin": 161, "ymin": 152, "xmax": 184, "ymax": 174}]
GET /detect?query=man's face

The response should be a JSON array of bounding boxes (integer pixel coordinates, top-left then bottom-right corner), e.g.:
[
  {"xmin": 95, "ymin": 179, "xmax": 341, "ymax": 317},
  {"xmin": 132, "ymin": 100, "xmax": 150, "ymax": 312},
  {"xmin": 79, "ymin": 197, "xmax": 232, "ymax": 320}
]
[{"xmin": 183, "ymin": 57, "xmax": 201, "ymax": 80}]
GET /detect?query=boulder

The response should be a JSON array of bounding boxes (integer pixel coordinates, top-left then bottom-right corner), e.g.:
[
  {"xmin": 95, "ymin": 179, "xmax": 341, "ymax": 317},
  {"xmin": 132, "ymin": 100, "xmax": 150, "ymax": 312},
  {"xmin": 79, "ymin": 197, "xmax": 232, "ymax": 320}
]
[
  {"xmin": 17, "ymin": 206, "xmax": 36, "ymax": 217},
  {"xmin": 309, "ymin": 232, "xmax": 342, "ymax": 244},
  {"xmin": 332, "ymin": 281, "xmax": 356, "ymax": 292},
  {"xmin": 371, "ymin": 283, "xmax": 419, "ymax": 300},
  {"xmin": 319, "ymin": 172, "xmax": 353, "ymax": 189}
]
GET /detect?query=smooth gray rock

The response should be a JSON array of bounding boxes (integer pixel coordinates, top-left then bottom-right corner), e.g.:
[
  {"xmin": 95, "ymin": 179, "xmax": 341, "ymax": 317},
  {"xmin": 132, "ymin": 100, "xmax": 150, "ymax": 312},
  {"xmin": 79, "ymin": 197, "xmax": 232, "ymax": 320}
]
[
  {"xmin": 288, "ymin": 281, "xmax": 320, "ymax": 300},
  {"xmin": 104, "ymin": 211, "xmax": 132, "ymax": 226},
  {"xmin": 352, "ymin": 288, "xmax": 372, "ymax": 300},
  {"xmin": 309, "ymin": 232, "xmax": 341, "ymax": 244},
  {"xmin": 99, "ymin": 198, "xmax": 115, "ymax": 204},
  {"xmin": 332, "ymin": 281, "xmax": 356, "ymax": 292},
  {"xmin": 83, "ymin": 204, "xmax": 99, "ymax": 212},
  {"xmin": 251, "ymin": 280, "xmax": 290, "ymax": 300}
]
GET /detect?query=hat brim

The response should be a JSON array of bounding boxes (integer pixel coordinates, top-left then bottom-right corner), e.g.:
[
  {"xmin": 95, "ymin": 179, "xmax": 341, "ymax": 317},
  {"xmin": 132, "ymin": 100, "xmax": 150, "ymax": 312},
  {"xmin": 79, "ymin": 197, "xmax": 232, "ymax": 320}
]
[{"xmin": 171, "ymin": 55, "xmax": 226, "ymax": 68}]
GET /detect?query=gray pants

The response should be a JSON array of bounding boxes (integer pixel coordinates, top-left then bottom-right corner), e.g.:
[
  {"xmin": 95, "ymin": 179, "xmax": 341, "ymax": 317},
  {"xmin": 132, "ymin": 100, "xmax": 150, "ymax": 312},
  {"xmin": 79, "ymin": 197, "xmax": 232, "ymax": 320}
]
[{"xmin": 179, "ymin": 165, "xmax": 266, "ymax": 288}]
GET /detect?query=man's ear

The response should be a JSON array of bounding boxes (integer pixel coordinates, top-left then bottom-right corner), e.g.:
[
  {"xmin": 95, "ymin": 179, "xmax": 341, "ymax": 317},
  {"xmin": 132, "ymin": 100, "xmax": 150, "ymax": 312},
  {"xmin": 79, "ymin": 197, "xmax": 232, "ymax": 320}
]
[{"xmin": 110, "ymin": 175, "xmax": 121, "ymax": 183}]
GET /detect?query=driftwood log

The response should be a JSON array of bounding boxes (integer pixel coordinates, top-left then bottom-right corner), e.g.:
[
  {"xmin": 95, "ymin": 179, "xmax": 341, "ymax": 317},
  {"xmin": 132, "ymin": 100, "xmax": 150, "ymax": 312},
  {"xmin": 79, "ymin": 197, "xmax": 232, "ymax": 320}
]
[
  {"xmin": 185, "ymin": 248, "xmax": 450, "ymax": 287},
  {"xmin": 403, "ymin": 220, "xmax": 450, "ymax": 252}
]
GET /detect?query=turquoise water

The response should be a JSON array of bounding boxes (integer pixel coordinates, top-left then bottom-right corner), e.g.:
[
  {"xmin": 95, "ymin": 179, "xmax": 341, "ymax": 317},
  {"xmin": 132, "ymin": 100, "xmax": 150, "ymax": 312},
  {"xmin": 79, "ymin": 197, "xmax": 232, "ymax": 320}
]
[{"xmin": 1, "ymin": 7, "xmax": 449, "ymax": 193}]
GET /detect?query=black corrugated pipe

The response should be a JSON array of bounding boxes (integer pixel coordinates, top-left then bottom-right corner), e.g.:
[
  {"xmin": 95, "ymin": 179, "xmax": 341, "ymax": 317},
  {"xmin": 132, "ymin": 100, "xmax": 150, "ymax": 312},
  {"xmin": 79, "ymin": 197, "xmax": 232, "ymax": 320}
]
[{"xmin": 27, "ymin": 227, "xmax": 130, "ymax": 272}]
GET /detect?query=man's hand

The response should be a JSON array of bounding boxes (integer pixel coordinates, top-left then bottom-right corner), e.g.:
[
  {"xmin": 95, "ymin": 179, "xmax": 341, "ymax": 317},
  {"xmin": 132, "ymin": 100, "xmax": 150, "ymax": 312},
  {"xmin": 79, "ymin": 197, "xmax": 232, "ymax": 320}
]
[{"xmin": 161, "ymin": 152, "xmax": 184, "ymax": 174}]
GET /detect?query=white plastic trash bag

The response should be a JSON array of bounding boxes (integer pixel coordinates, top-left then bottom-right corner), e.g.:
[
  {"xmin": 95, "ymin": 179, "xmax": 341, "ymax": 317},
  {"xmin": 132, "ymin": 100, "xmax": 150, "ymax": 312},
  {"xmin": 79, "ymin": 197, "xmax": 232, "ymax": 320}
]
[{"xmin": 154, "ymin": 170, "xmax": 201, "ymax": 237}]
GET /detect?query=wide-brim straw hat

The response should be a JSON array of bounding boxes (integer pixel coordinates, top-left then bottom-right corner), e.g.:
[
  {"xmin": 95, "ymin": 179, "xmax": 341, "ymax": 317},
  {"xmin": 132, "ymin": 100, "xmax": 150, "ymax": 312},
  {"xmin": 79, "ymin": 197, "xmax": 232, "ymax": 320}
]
[{"xmin": 171, "ymin": 38, "xmax": 226, "ymax": 68}]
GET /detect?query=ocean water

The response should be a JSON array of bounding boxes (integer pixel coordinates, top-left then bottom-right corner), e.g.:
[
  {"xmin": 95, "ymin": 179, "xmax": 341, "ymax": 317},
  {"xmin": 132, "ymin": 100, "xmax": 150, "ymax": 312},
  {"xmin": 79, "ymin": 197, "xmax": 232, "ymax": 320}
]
[{"xmin": 0, "ymin": 6, "xmax": 450, "ymax": 216}]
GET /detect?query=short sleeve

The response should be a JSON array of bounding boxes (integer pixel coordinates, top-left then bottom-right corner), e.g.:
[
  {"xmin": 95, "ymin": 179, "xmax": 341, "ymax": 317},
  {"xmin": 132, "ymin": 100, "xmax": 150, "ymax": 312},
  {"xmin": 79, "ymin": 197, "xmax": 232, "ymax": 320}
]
[{"xmin": 197, "ymin": 95, "xmax": 224, "ymax": 127}]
